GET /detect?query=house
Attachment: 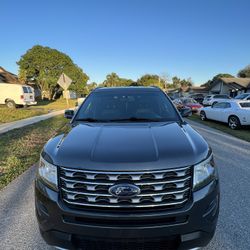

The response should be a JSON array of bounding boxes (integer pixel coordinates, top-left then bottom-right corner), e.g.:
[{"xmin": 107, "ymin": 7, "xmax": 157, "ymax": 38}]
[
  {"xmin": 167, "ymin": 86, "xmax": 209, "ymax": 99},
  {"xmin": 0, "ymin": 66, "xmax": 20, "ymax": 83},
  {"xmin": 187, "ymin": 86, "xmax": 209, "ymax": 96},
  {"xmin": 209, "ymin": 77, "xmax": 250, "ymax": 97},
  {"xmin": 0, "ymin": 66, "xmax": 41, "ymax": 97}
]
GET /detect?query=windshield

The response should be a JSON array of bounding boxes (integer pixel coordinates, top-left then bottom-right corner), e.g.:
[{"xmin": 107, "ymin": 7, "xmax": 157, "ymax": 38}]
[{"xmin": 75, "ymin": 90, "xmax": 181, "ymax": 122}]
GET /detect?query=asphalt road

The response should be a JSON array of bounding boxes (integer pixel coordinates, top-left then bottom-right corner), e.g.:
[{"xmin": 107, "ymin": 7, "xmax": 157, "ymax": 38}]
[{"xmin": 0, "ymin": 119, "xmax": 250, "ymax": 250}]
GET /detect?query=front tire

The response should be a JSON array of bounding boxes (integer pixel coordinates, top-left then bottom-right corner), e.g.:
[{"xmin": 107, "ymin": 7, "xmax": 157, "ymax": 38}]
[
  {"xmin": 228, "ymin": 116, "xmax": 241, "ymax": 130},
  {"xmin": 200, "ymin": 111, "xmax": 207, "ymax": 121}
]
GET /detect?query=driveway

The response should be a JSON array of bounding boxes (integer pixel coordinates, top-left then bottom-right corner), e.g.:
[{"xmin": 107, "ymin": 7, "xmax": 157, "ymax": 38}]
[{"xmin": 0, "ymin": 120, "xmax": 250, "ymax": 249}]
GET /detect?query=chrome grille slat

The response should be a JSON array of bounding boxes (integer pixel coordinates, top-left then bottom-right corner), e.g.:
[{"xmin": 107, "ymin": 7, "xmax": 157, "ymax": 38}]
[
  {"xmin": 60, "ymin": 167, "xmax": 192, "ymax": 209},
  {"xmin": 62, "ymin": 187, "xmax": 189, "ymax": 197},
  {"xmin": 60, "ymin": 176, "xmax": 191, "ymax": 186},
  {"xmin": 62, "ymin": 198, "xmax": 189, "ymax": 208}
]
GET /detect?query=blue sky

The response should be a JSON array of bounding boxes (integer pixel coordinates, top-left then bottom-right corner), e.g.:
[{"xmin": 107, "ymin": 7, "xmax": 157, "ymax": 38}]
[{"xmin": 1, "ymin": 0, "xmax": 250, "ymax": 85}]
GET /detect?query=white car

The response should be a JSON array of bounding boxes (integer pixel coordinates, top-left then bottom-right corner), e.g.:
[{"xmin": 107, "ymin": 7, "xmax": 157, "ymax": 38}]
[
  {"xmin": 203, "ymin": 94, "xmax": 230, "ymax": 106},
  {"xmin": 200, "ymin": 100, "xmax": 250, "ymax": 129}
]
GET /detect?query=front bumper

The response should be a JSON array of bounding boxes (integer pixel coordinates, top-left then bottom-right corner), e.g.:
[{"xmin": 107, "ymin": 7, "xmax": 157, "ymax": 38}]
[
  {"xmin": 20, "ymin": 101, "xmax": 37, "ymax": 105},
  {"xmin": 202, "ymin": 101, "xmax": 212, "ymax": 106},
  {"xmin": 35, "ymin": 179, "xmax": 219, "ymax": 250}
]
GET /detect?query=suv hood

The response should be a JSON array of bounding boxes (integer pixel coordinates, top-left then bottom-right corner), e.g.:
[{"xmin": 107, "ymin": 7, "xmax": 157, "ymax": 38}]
[{"xmin": 44, "ymin": 122, "xmax": 209, "ymax": 171}]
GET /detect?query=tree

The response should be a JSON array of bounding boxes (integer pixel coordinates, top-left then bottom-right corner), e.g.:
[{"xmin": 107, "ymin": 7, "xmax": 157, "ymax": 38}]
[
  {"xmin": 169, "ymin": 76, "xmax": 193, "ymax": 89},
  {"xmin": 160, "ymin": 73, "xmax": 171, "ymax": 90},
  {"xmin": 119, "ymin": 77, "xmax": 134, "ymax": 86},
  {"xmin": 172, "ymin": 76, "xmax": 181, "ymax": 88},
  {"xmin": 103, "ymin": 73, "xmax": 133, "ymax": 87},
  {"xmin": 103, "ymin": 73, "xmax": 120, "ymax": 87},
  {"xmin": 238, "ymin": 65, "xmax": 250, "ymax": 78},
  {"xmin": 137, "ymin": 74, "xmax": 164, "ymax": 88},
  {"xmin": 17, "ymin": 45, "xmax": 89, "ymax": 99},
  {"xmin": 212, "ymin": 73, "xmax": 234, "ymax": 79},
  {"xmin": 84, "ymin": 82, "xmax": 98, "ymax": 95},
  {"xmin": 201, "ymin": 73, "xmax": 234, "ymax": 87},
  {"xmin": 180, "ymin": 77, "xmax": 193, "ymax": 87}
]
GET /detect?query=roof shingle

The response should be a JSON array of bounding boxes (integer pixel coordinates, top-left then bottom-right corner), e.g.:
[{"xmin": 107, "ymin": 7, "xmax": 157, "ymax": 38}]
[
  {"xmin": 0, "ymin": 67, "xmax": 20, "ymax": 83},
  {"xmin": 220, "ymin": 77, "xmax": 250, "ymax": 88}
]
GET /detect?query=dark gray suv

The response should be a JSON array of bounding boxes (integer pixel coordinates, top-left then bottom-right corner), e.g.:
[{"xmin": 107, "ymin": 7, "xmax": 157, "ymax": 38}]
[{"xmin": 35, "ymin": 87, "xmax": 219, "ymax": 250}]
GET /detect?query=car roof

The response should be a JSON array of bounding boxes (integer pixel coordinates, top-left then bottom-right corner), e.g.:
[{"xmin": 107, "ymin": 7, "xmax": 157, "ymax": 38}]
[
  {"xmin": 93, "ymin": 86, "xmax": 162, "ymax": 93},
  {"xmin": 218, "ymin": 99, "xmax": 250, "ymax": 103},
  {"xmin": 213, "ymin": 94, "xmax": 228, "ymax": 96}
]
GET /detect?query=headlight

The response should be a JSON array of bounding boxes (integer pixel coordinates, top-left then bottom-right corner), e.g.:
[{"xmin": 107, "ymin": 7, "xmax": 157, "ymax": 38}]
[
  {"xmin": 193, "ymin": 154, "xmax": 217, "ymax": 191},
  {"xmin": 38, "ymin": 156, "xmax": 58, "ymax": 191}
]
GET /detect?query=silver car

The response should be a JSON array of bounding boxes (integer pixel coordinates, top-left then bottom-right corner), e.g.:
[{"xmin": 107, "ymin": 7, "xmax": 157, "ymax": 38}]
[{"xmin": 203, "ymin": 94, "xmax": 230, "ymax": 106}]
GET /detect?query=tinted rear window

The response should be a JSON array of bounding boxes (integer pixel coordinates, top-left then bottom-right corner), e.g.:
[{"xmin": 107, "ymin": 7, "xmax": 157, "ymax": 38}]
[
  {"xmin": 240, "ymin": 102, "xmax": 250, "ymax": 108},
  {"xmin": 22, "ymin": 86, "xmax": 29, "ymax": 93},
  {"xmin": 22, "ymin": 86, "xmax": 32, "ymax": 93}
]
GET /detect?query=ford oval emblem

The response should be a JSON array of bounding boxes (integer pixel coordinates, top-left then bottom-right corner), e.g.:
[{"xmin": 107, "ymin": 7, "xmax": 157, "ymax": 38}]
[{"xmin": 109, "ymin": 184, "xmax": 141, "ymax": 198}]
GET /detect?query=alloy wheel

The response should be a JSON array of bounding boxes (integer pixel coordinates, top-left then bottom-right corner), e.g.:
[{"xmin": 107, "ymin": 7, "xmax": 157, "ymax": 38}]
[{"xmin": 229, "ymin": 117, "xmax": 239, "ymax": 129}]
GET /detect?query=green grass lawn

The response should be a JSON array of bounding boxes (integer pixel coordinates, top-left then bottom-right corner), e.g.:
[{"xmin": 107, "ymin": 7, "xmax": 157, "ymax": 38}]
[
  {"xmin": 32, "ymin": 98, "xmax": 77, "ymax": 110},
  {"xmin": 0, "ymin": 98, "xmax": 76, "ymax": 123},
  {"xmin": 0, "ymin": 108, "xmax": 48, "ymax": 123},
  {"xmin": 188, "ymin": 114, "xmax": 250, "ymax": 142},
  {"xmin": 0, "ymin": 115, "xmax": 69, "ymax": 190}
]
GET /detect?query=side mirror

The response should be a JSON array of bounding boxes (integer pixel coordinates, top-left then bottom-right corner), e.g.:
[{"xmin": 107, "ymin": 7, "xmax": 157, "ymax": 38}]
[
  {"xmin": 180, "ymin": 107, "xmax": 192, "ymax": 117},
  {"xmin": 64, "ymin": 109, "xmax": 74, "ymax": 119}
]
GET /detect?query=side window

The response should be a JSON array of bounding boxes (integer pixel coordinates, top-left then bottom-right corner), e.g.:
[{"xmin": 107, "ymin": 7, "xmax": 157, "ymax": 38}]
[
  {"xmin": 247, "ymin": 97, "xmax": 250, "ymax": 100},
  {"xmin": 214, "ymin": 95, "xmax": 221, "ymax": 99},
  {"xmin": 214, "ymin": 95, "xmax": 229, "ymax": 99},
  {"xmin": 224, "ymin": 102, "xmax": 231, "ymax": 108},
  {"xmin": 213, "ymin": 102, "xmax": 228, "ymax": 108},
  {"xmin": 212, "ymin": 102, "xmax": 223, "ymax": 108}
]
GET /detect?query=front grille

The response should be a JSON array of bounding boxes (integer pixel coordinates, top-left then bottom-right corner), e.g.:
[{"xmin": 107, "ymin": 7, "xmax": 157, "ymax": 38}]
[{"xmin": 59, "ymin": 166, "xmax": 192, "ymax": 209}]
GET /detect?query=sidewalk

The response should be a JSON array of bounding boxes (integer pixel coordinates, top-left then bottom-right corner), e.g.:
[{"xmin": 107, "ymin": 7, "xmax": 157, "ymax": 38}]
[{"xmin": 0, "ymin": 110, "xmax": 64, "ymax": 135}]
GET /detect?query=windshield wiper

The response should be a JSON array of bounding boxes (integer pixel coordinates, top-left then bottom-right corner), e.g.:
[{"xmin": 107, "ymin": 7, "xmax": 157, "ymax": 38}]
[
  {"xmin": 74, "ymin": 118, "xmax": 108, "ymax": 122},
  {"xmin": 75, "ymin": 117, "xmax": 176, "ymax": 123}
]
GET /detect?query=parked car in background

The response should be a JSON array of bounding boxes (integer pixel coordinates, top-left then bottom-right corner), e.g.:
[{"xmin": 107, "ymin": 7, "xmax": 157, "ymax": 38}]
[
  {"xmin": 189, "ymin": 93, "xmax": 204, "ymax": 104},
  {"xmin": 234, "ymin": 93, "xmax": 250, "ymax": 101},
  {"xmin": 203, "ymin": 94, "xmax": 230, "ymax": 106},
  {"xmin": 200, "ymin": 100, "xmax": 250, "ymax": 129},
  {"xmin": 77, "ymin": 97, "xmax": 85, "ymax": 106},
  {"xmin": 172, "ymin": 98, "xmax": 192, "ymax": 117},
  {"xmin": 0, "ymin": 83, "xmax": 37, "ymax": 108},
  {"xmin": 177, "ymin": 97, "xmax": 203, "ymax": 113}
]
